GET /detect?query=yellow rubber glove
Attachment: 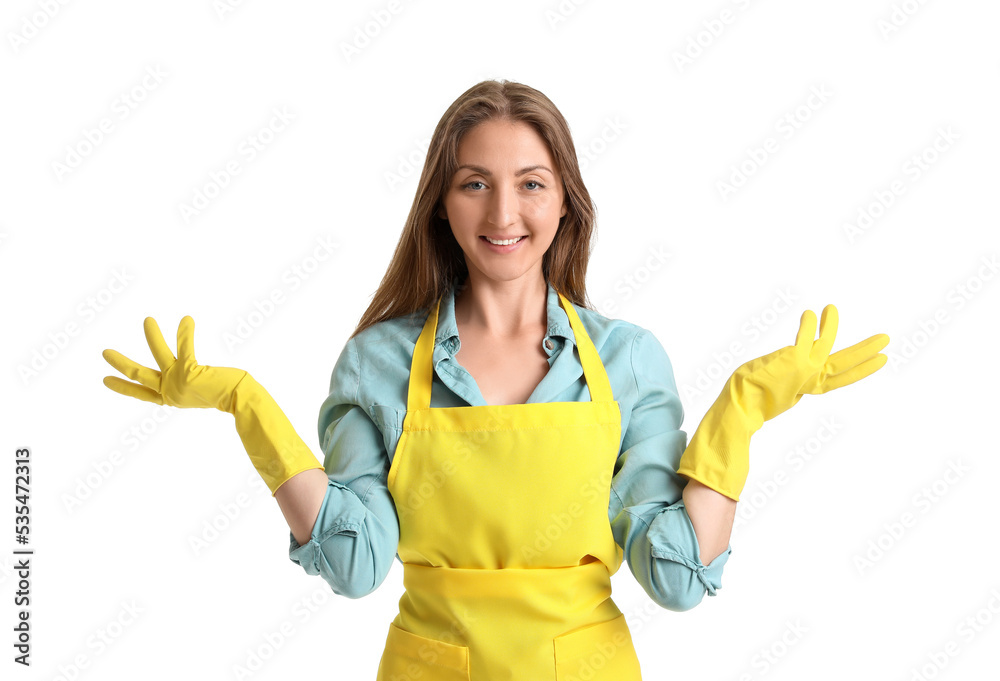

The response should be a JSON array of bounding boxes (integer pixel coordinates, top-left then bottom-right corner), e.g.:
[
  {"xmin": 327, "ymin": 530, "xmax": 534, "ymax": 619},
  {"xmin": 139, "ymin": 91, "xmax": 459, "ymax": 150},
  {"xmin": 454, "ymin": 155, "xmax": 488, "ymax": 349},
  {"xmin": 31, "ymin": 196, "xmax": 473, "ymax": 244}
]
[
  {"xmin": 676, "ymin": 305, "xmax": 889, "ymax": 501},
  {"xmin": 102, "ymin": 316, "xmax": 323, "ymax": 496}
]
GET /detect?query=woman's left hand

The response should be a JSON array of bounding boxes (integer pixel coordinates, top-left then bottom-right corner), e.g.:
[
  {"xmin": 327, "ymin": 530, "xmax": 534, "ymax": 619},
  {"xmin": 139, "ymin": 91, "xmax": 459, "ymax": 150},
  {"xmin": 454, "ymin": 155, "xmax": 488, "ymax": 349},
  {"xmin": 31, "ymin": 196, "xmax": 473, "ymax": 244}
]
[
  {"xmin": 677, "ymin": 304, "xmax": 889, "ymax": 501},
  {"xmin": 730, "ymin": 304, "xmax": 890, "ymax": 425}
]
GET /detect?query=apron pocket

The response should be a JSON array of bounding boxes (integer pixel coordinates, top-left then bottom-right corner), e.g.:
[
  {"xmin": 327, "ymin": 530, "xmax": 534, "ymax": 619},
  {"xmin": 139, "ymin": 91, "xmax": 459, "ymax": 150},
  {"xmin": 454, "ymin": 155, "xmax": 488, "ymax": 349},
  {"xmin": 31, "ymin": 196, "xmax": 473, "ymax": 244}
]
[
  {"xmin": 376, "ymin": 622, "xmax": 471, "ymax": 681},
  {"xmin": 554, "ymin": 613, "xmax": 642, "ymax": 680}
]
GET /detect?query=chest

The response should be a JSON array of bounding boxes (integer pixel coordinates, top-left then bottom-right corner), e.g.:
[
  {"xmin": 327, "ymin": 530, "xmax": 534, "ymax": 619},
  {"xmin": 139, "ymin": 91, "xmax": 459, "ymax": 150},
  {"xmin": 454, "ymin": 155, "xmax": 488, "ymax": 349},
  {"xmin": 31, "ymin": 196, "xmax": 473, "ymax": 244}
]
[{"xmin": 454, "ymin": 333, "xmax": 551, "ymax": 406}]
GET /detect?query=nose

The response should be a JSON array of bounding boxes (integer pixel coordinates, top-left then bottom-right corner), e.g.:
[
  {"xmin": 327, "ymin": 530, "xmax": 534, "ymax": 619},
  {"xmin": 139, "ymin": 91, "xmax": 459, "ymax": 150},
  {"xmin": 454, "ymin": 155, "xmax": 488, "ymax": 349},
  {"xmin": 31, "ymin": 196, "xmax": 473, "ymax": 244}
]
[{"xmin": 487, "ymin": 182, "xmax": 518, "ymax": 228}]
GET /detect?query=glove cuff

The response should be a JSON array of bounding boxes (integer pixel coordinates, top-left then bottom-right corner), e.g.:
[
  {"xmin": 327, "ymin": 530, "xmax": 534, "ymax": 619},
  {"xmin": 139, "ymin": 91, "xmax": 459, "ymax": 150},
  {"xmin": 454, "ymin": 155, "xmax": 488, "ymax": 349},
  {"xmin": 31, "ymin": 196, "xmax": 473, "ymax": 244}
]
[
  {"xmin": 677, "ymin": 439, "xmax": 750, "ymax": 501},
  {"xmin": 676, "ymin": 380, "xmax": 760, "ymax": 502},
  {"xmin": 229, "ymin": 374, "xmax": 324, "ymax": 496}
]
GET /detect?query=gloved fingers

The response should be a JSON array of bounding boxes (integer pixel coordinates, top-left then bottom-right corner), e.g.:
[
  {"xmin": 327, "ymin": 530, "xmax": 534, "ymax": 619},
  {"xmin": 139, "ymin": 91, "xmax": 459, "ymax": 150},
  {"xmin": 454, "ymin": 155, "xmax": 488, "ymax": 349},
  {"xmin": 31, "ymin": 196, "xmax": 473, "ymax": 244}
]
[
  {"xmin": 824, "ymin": 333, "xmax": 890, "ymax": 375},
  {"xmin": 102, "ymin": 348, "xmax": 161, "ymax": 389},
  {"xmin": 102, "ymin": 375, "xmax": 165, "ymax": 405},
  {"xmin": 810, "ymin": 304, "xmax": 839, "ymax": 363},
  {"xmin": 815, "ymin": 353, "xmax": 888, "ymax": 393},
  {"xmin": 794, "ymin": 309, "xmax": 818, "ymax": 349},
  {"xmin": 143, "ymin": 317, "xmax": 176, "ymax": 372},
  {"xmin": 177, "ymin": 316, "xmax": 197, "ymax": 362}
]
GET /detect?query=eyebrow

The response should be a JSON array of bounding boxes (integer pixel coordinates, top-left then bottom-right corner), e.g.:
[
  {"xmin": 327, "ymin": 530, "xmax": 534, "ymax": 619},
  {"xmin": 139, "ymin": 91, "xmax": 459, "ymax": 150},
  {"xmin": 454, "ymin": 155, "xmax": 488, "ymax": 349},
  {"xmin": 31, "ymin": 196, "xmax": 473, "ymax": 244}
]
[{"xmin": 455, "ymin": 164, "xmax": 554, "ymax": 176}]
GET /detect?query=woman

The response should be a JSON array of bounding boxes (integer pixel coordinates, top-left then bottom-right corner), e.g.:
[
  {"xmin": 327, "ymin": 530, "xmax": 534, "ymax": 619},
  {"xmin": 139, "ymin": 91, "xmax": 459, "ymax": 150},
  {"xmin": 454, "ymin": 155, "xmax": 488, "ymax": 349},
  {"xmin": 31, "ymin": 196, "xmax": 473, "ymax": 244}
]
[{"xmin": 102, "ymin": 80, "xmax": 889, "ymax": 679}]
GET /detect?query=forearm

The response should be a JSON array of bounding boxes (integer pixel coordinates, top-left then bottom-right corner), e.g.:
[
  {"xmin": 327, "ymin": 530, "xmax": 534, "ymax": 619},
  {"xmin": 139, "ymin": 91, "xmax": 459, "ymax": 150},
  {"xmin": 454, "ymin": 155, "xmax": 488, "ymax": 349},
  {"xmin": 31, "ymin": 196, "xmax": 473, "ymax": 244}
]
[
  {"xmin": 275, "ymin": 467, "xmax": 330, "ymax": 545},
  {"xmin": 286, "ymin": 473, "xmax": 400, "ymax": 599},
  {"xmin": 681, "ymin": 477, "xmax": 736, "ymax": 564}
]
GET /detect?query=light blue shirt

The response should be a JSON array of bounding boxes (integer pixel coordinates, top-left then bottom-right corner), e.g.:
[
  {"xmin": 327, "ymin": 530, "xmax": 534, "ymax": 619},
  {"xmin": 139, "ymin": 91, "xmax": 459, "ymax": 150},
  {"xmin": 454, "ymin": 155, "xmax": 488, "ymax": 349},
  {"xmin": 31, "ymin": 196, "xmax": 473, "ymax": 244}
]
[{"xmin": 288, "ymin": 278, "xmax": 731, "ymax": 611}]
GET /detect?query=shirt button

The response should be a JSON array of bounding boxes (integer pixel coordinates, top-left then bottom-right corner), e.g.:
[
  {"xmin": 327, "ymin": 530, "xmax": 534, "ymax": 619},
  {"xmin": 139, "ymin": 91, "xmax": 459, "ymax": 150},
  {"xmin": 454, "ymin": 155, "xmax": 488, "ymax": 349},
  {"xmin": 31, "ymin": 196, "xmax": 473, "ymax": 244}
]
[{"xmin": 544, "ymin": 339, "xmax": 554, "ymax": 351}]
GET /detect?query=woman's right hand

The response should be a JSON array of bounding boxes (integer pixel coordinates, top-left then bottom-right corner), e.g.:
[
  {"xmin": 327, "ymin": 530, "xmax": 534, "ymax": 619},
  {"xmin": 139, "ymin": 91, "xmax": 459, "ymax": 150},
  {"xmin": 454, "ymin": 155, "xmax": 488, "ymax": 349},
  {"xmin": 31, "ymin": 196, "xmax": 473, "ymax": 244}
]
[{"xmin": 102, "ymin": 316, "xmax": 248, "ymax": 413}]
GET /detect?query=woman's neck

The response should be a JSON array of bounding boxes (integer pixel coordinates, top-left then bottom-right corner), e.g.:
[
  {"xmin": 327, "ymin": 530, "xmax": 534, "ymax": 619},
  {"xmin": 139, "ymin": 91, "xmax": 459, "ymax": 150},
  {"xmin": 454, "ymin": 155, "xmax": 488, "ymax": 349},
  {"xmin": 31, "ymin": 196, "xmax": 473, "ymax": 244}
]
[{"xmin": 454, "ymin": 274, "xmax": 548, "ymax": 339}]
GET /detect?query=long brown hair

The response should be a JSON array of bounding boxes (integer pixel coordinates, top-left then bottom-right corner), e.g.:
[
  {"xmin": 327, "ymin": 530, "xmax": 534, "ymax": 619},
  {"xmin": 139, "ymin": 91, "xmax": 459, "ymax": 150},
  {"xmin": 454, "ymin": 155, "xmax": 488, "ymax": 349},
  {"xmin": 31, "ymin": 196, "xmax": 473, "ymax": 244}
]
[{"xmin": 350, "ymin": 79, "xmax": 598, "ymax": 339}]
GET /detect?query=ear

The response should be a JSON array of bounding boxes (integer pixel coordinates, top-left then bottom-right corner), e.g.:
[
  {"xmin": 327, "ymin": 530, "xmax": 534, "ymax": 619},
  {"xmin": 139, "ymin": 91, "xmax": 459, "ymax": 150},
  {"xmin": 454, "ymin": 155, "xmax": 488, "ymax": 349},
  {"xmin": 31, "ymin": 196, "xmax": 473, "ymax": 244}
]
[{"xmin": 437, "ymin": 206, "xmax": 448, "ymax": 220}]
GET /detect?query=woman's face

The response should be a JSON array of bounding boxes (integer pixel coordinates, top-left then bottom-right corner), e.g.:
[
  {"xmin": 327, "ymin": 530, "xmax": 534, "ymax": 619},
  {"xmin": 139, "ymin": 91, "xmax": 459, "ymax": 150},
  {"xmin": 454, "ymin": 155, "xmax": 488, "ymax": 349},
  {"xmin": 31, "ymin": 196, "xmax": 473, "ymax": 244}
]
[{"xmin": 440, "ymin": 119, "xmax": 567, "ymax": 286}]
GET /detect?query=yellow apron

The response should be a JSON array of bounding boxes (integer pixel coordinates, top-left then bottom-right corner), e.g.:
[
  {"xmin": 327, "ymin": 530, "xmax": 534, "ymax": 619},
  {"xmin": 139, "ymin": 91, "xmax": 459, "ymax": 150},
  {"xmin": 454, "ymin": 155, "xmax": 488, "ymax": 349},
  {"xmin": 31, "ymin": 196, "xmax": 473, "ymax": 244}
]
[{"xmin": 377, "ymin": 290, "xmax": 643, "ymax": 681}]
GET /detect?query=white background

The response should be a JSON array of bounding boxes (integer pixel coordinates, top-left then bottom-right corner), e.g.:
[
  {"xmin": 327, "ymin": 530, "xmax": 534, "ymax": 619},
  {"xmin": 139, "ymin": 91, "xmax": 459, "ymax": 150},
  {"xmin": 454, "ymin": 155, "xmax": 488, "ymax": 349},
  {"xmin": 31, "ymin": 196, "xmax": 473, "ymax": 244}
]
[{"xmin": 2, "ymin": 1, "xmax": 998, "ymax": 679}]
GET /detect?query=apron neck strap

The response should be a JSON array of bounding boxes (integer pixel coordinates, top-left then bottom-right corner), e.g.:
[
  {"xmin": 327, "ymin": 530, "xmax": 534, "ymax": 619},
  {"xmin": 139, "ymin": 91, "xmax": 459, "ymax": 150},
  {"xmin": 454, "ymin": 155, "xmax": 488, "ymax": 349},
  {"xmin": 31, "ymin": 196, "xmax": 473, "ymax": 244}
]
[{"xmin": 407, "ymin": 288, "xmax": 614, "ymax": 410}]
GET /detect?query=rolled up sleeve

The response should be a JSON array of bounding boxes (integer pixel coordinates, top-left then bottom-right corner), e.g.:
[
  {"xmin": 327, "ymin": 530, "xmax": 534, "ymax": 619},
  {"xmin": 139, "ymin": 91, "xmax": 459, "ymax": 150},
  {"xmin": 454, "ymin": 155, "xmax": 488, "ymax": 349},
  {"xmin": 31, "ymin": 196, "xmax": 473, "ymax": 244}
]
[
  {"xmin": 288, "ymin": 336, "xmax": 400, "ymax": 599},
  {"xmin": 609, "ymin": 328, "xmax": 732, "ymax": 612}
]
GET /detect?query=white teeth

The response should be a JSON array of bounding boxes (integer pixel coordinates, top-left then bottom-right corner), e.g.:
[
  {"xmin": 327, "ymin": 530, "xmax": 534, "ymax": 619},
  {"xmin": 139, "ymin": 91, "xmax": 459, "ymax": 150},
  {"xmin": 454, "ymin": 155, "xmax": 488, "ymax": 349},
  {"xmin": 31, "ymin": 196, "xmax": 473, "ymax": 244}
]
[{"xmin": 484, "ymin": 236, "xmax": 524, "ymax": 246}]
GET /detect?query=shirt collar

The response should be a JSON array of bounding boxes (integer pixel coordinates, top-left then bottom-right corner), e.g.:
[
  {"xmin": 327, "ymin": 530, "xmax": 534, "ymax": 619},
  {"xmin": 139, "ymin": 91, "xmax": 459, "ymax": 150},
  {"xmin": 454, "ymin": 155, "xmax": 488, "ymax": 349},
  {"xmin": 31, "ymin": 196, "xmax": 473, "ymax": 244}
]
[{"xmin": 434, "ymin": 277, "xmax": 576, "ymax": 356}]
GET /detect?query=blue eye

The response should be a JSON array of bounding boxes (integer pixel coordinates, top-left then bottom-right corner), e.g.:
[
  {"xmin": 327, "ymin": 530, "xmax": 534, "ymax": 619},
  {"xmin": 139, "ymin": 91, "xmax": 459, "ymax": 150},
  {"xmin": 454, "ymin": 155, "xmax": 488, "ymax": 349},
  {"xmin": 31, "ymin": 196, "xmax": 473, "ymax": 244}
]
[{"xmin": 461, "ymin": 180, "xmax": 545, "ymax": 191}]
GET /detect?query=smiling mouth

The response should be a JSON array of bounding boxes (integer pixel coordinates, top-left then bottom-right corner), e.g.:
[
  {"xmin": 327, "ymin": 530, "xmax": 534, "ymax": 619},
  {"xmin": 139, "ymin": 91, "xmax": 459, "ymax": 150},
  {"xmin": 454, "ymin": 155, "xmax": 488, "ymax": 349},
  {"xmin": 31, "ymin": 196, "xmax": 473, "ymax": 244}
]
[{"xmin": 481, "ymin": 235, "xmax": 526, "ymax": 245}]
